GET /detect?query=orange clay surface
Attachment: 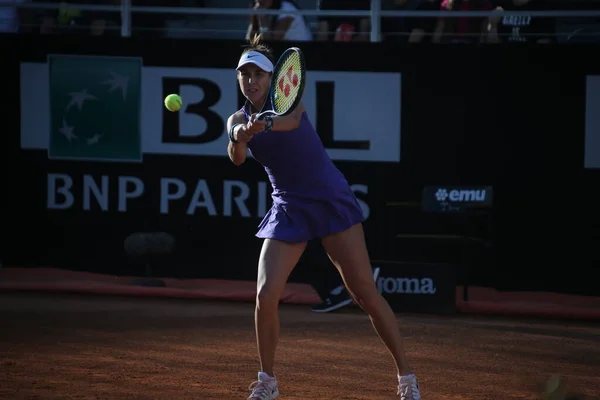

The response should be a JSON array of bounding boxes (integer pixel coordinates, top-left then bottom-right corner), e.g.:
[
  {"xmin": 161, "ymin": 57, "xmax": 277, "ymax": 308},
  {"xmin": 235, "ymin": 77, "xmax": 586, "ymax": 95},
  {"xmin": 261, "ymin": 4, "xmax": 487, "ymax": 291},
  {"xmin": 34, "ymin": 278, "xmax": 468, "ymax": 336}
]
[{"xmin": 1, "ymin": 292, "xmax": 599, "ymax": 400}]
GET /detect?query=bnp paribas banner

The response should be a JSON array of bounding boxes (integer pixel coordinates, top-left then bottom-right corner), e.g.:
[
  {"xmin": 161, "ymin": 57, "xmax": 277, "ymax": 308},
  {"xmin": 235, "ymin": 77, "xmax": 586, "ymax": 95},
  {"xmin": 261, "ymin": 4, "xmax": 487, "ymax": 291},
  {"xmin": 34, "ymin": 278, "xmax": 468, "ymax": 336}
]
[
  {"xmin": 586, "ymin": 75, "xmax": 600, "ymax": 169},
  {"xmin": 18, "ymin": 55, "xmax": 387, "ymax": 219},
  {"xmin": 20, "ymin": 54, "xmax": 402, "ymax": 163}
]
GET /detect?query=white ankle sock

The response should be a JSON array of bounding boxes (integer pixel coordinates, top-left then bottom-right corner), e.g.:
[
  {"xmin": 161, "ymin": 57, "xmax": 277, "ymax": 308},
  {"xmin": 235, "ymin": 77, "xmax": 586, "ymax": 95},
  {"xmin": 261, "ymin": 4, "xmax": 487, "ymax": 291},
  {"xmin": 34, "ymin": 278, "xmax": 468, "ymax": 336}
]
[
  {"xmin": 398, "ymin": 373, "xmax": 415, "ymax": 381},
  {"xmin": 259, "ymin": 371, "xmax": 276, "ymax": 381}
]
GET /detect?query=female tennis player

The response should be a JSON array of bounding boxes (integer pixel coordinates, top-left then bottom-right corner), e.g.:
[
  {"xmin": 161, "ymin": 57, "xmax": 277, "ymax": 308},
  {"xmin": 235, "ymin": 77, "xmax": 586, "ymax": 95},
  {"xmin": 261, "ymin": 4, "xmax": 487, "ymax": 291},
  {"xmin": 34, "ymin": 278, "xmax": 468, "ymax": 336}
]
[{"xmin": 227, "ymin": 35, "xmax": 421, "ymax": 400}]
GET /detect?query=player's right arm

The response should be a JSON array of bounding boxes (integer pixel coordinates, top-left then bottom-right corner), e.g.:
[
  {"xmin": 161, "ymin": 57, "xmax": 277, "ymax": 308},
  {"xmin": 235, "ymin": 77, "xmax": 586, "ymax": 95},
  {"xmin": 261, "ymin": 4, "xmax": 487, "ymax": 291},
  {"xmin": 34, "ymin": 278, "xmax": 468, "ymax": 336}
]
[{"xmin": 227, "ymin": 111, "xmax": 253, "ymax": 166}]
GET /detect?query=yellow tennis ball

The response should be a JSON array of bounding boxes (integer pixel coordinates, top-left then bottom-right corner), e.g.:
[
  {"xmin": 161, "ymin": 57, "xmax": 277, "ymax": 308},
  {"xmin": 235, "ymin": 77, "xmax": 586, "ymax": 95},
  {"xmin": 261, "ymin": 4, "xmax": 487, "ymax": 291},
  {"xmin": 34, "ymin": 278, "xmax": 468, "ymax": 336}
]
[{"xmin": 164, "ymin": 94, "xmax": 182, "ymax": 112}]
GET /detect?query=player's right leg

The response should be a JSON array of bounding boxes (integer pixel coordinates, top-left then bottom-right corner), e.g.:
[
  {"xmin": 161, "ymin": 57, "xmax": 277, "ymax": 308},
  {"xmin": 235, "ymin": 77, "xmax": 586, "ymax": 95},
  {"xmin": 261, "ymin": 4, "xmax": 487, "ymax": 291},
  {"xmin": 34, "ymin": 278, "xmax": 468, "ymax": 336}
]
[
  {"xmin": 248, "ymin": 238, "xmax": 306, "ymax": 400},
  {"xmin": 322, "ymin": 223, "xmax": 421, "ymax": 399}
]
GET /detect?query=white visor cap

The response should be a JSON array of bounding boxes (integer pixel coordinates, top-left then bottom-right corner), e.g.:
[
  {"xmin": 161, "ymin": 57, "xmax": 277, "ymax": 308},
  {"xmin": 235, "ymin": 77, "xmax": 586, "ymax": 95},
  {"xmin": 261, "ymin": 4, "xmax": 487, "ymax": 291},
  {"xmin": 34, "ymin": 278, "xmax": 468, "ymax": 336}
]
[{"xmin": 236, "ymin": 51, "xmax": 274, "ymax": 73}]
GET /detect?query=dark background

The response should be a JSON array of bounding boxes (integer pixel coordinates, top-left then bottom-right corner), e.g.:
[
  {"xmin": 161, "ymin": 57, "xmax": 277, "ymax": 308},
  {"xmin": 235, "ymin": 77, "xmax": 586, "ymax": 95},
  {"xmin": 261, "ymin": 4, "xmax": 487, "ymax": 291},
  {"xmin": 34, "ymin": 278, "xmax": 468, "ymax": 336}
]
[{"xmin": 2, "ymin": 34, "xmax": 599, "ymax": 295}]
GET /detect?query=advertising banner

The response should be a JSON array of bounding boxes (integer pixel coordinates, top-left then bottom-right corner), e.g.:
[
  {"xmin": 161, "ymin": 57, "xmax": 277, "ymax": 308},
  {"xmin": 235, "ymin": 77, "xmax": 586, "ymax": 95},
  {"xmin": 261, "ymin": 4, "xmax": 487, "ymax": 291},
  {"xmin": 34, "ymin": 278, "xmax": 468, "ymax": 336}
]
[
  {"xmin": 373, "ymin": 261, "xmax": 456, "ymax": 315},
  {"xmin": 4, "ymin": 36, "xmax": 600, "ymax": 293},
  {"xmin": 19, "ymin": 55, "xmax": 392, "ymax": 222},
  {"xmin": 21, "ymin": 56, "xmax": 401, "ymax": 163}
]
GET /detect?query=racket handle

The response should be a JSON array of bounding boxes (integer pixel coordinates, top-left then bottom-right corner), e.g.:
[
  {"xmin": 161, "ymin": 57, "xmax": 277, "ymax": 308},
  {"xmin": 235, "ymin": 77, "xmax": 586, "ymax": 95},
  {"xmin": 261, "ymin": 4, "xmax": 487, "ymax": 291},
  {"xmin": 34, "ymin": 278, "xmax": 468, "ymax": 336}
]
[{"xmin": 255, "ymin": 111, "xmax": 273, "ymax": 121}]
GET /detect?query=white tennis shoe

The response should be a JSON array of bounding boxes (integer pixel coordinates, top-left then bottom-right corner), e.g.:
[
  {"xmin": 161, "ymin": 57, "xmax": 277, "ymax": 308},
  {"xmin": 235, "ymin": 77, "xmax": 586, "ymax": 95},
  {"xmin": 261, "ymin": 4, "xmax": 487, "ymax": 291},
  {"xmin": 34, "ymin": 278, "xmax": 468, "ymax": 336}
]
[
  {"xmin": 398, "ymin": 373, "xmax": 421, "ymax": 400},
  {"xmin": 247, "ymin": 372, "xmax": 279, "ymax": 400}
]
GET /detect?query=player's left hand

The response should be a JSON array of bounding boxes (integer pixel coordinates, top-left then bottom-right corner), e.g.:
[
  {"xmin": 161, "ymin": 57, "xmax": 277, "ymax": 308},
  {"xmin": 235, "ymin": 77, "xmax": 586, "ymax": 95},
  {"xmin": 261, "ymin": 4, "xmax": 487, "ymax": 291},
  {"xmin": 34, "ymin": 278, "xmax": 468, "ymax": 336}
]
[{"xmin": 246, "ymin": 114, "xmax": 267, "ymax": 134}]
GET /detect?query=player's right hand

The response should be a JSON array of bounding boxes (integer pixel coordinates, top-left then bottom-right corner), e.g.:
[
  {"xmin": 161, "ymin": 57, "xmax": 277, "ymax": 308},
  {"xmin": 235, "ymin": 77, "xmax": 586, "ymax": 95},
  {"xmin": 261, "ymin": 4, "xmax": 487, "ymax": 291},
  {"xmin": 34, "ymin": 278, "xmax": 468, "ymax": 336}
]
[
  {"xmin": 245, "ymin": 114, "xmax": 267, "ymax": 135},
  {"xmin": 235, "ymin": 124, "xmax": 254, "ymax": 143}
]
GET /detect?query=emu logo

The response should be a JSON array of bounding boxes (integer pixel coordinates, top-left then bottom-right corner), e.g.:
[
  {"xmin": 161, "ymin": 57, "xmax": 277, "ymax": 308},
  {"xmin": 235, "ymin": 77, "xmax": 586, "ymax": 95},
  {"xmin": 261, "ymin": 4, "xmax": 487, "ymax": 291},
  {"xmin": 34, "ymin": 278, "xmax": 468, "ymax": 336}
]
[{"xmin": 435, "ymin": 188, "xmax": 487, "ymax": 202}]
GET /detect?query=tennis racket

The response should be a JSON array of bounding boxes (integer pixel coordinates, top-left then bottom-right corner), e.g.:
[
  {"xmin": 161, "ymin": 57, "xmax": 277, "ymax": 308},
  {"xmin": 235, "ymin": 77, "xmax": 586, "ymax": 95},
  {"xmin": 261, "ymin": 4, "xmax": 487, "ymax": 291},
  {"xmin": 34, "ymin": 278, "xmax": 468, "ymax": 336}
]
[{"xmin": 255, "ymin": 47, "xmax": 306, "ymax": 121}]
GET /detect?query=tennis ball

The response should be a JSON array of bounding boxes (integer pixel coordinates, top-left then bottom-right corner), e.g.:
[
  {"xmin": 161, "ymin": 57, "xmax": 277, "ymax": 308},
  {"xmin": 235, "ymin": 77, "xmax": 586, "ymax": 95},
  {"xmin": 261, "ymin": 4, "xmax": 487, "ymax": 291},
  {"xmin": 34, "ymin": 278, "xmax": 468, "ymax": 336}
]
[{"xmin": 164, "ymin": 94, "xmax": 182, "ymax": 112}]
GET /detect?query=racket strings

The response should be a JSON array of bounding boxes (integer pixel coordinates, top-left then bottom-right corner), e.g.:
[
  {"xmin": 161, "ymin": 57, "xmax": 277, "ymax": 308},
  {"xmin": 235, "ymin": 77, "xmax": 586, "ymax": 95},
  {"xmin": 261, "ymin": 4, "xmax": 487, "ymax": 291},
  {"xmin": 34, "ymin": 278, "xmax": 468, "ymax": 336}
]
[{"xmin": 273, "ymin": 53, "xmax": 303, "ymax": 114}]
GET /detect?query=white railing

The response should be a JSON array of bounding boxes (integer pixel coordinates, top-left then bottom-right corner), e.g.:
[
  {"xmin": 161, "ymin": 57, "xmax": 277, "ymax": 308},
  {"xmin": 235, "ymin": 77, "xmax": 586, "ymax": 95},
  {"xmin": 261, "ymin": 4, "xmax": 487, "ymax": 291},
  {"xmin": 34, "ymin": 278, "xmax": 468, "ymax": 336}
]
[{"xmin": 8, "ymin": 0, "xmax": 600, "ymax": 41}]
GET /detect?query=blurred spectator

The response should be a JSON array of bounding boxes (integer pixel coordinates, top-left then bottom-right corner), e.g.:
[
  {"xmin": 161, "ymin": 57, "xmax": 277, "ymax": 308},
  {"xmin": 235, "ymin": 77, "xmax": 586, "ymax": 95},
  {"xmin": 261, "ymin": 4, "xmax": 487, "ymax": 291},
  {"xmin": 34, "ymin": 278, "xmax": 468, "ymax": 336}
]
[
  {"xmin": 161, "ymin": 0, "xmax": 206, "ymax": 40},
  {"xmin": 407, "ymin": 0, "xmax": 442, "ymax": 43},
  {"xmin": 380, "ymin": 0, "xmax": 442, "ymax": 43},
  {"xmin": 37, "ymin": 0, "xmax": 121, "ymax": 36},
  {"xmin": 315, "ymin": 0, "xmax": 370, "ymax": 42},
  {"xmin": 38, "ymin": 0, "xmax": 80, "ymax": 34},
  {"xmin": 0, "ymin": 0, "xmax": 27, "ymax": 32},
  {"xmin": 85, "ymin": 0, "xmax": 121, "ymax": 36},
  {"xmin": 381, "ymin": 0, "xmax": 416, "ymax": 43},
  {"xmin": 433, "ymin": 0, "xmax": 492, "ymax": 43},
  {"xmin": 487, "ymin": 0, "xmax": 554, "ymax": 43},
  {"xmin": 246, "ymin": 0, "xmax": 313, "ymax": 41}
]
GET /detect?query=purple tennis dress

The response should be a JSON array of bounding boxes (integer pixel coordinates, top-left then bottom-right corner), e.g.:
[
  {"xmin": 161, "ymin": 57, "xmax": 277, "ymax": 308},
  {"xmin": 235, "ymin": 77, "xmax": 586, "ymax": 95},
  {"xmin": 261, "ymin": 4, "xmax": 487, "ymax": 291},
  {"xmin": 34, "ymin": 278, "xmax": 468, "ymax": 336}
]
[{"xmin": 241, "ymin": 102, "xmax": 365, "ymax": 243}]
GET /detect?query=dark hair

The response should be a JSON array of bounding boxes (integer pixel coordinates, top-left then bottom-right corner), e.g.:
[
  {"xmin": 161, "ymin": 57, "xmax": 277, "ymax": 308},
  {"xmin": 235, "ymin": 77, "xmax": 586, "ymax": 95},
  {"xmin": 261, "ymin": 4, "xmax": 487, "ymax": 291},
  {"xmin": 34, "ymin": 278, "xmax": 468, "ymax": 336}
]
[{"xmin": 242, "ymin": 33, "xmax": 276, "ymax": 64}]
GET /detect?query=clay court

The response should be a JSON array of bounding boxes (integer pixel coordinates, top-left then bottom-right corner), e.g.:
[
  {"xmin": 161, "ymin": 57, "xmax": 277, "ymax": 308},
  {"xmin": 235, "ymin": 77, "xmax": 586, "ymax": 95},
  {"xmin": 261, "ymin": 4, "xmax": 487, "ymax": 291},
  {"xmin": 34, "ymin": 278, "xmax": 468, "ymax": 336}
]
[{"xmin": 1, "ymin": 291, "xmax": 599, "ymax": 400}]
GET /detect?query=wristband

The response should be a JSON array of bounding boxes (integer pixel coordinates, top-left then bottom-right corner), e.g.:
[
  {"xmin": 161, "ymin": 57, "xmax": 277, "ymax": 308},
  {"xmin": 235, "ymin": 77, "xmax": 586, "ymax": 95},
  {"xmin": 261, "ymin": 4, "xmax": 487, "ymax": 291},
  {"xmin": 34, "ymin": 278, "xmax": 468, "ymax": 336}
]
[
  {"xmin": 264, "ymin": 116, "xmax": 273, "ymax": 132},
  {"xmin": 229, "ymin": 123, "xmax": 241, "ymax": 144}
]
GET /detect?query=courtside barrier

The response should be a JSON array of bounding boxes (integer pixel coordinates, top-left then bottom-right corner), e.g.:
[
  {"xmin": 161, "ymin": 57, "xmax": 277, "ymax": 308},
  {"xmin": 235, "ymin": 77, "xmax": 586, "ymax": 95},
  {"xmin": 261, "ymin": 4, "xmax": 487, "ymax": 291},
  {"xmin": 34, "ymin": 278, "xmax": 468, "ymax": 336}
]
[{"xmin": 2, "ymin": 267, "xmax": 600, "ymax": 321}]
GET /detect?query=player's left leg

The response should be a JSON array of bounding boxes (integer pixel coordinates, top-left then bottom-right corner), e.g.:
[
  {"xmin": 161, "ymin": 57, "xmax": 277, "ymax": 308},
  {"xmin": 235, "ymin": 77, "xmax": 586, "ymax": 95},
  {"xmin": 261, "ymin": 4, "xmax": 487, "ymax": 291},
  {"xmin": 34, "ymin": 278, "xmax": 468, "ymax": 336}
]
[{"xmin": 322, "ymin": 223, "xmax": 421, "ymax": 399}]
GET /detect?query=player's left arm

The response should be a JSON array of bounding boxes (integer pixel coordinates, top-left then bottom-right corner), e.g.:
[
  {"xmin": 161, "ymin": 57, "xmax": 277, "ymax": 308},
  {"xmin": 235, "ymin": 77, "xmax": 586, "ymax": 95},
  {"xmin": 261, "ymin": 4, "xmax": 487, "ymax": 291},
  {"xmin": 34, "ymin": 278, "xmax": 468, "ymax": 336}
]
[{"xmin": 270, "ymin": 101, "xmax": 305, "ymax": 131}]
